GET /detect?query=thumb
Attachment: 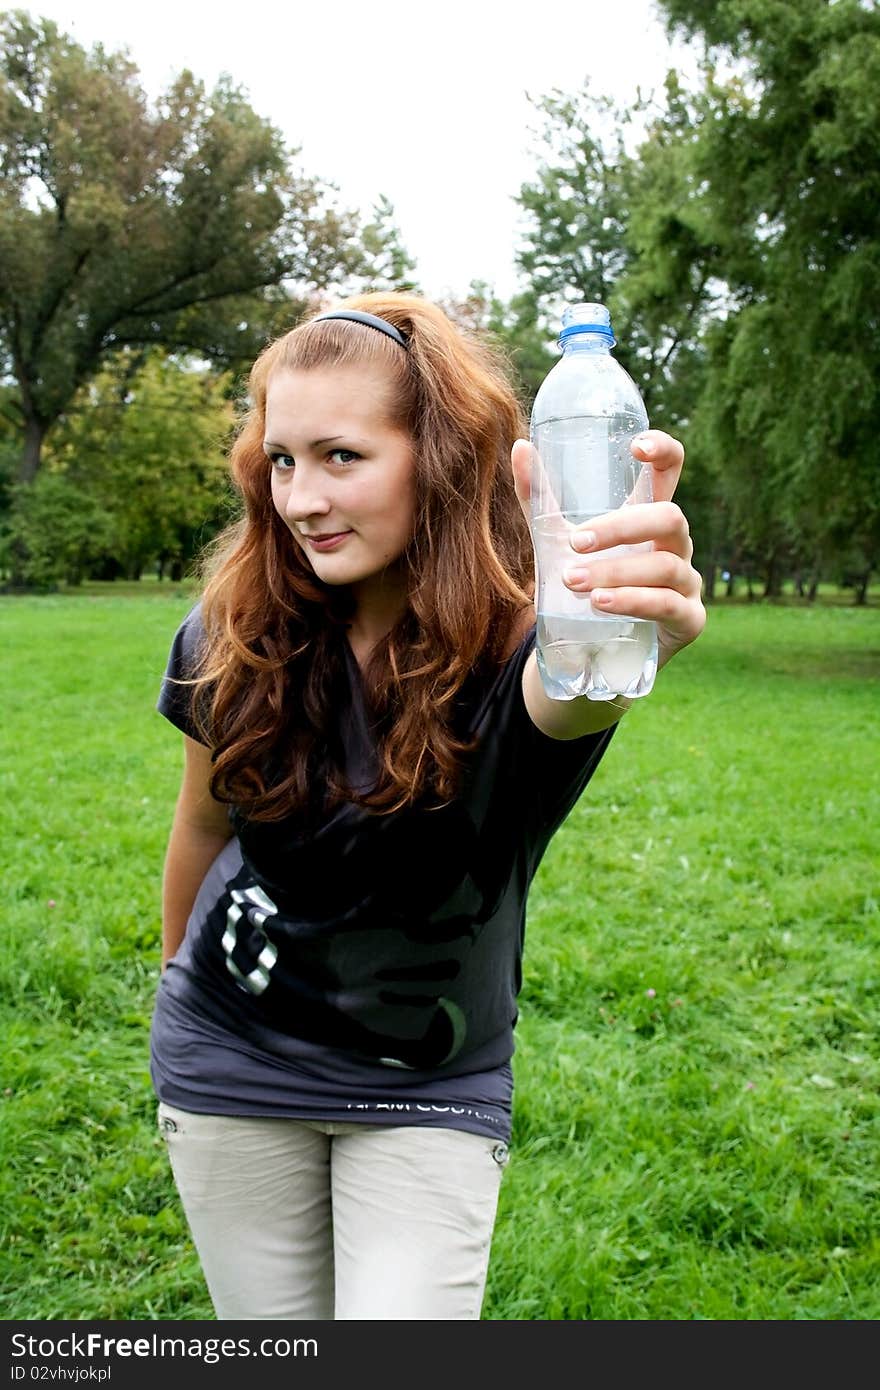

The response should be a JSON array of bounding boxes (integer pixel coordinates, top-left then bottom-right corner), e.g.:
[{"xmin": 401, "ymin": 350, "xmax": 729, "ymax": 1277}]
[
  {"xmin": 632, "ymin": 430, "xmax": 684, "ymax": 505},
  {"xmin": 511, "ymin": 439, "xmax": 532, "ymax": 521}
]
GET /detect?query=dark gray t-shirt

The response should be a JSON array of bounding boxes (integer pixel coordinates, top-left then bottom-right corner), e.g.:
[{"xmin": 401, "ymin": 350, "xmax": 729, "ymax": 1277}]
[{"xmin": 150, "ymin": 606, "xmax": 615, "ymax": 1140}]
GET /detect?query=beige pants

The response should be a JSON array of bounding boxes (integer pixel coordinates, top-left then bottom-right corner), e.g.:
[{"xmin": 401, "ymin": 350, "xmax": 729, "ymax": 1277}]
[{"xmin": 158, "ymin": 1101, "xmax": 509, "ymax": 1320}]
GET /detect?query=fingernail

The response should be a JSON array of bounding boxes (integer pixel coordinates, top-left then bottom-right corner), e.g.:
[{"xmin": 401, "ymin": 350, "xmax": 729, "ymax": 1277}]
[
  {"xmin": 563, "ymin": 567, "xmax": 590, "ymax": 587},
  {"xmin": 634, "ymin": 435, "xmax": 654, "ymax": 456},
  {"xmin": 571, "ymin": 530, "xmax": 596, "ymax": 551},
  {"xmin": 592, "ymin": 590, "xmax": 613, "ymax": 607}
]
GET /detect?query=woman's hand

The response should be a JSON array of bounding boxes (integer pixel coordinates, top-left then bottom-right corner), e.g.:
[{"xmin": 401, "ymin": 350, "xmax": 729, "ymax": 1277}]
[{"xmin": 511, "ymin": 430, "xmax": 706, "ymax": 670}]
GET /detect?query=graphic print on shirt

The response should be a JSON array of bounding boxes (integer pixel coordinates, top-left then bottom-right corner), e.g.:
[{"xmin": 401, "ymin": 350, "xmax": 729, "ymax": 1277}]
[
  {"xmin": 209, "ymin": 872, "xmax": 476, "ymax": 1071},
  {"xmin": 204, "ymin": 773, "xmax": 523, "ymax": 1074},
  {"xmin": 222, "ymin": 884, "xmax": 279, "ymax": 995},
  {"xmin": 201, "ymin": 805, "xmax": 508, "ymax": 1075}
]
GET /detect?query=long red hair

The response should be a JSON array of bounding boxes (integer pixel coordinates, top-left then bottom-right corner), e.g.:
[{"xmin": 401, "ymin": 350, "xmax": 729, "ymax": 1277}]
[{"xmin": 191, "ymin": 291, "xmax": 534, "ymax": 820}]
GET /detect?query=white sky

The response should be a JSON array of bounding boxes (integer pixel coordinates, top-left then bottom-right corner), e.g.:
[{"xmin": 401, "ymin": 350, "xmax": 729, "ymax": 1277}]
[{"xmin": 29, "ymin": 0, "xmax": 700, "ymax": 301}]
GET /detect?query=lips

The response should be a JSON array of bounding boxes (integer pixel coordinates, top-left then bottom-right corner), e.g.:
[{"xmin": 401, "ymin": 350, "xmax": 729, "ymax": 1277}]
[{"xmin": 301, "ymin": 530, "xmax": 353, "ymax": 552}]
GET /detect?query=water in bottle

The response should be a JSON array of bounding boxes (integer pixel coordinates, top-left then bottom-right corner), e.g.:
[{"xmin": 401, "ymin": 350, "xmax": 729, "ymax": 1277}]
[{"xmin": 529, "ymin": 301, "xmax": 658, "ymax": 701}]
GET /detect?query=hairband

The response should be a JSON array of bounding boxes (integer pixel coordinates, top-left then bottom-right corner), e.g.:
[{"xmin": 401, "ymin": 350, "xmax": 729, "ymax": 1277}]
[{"xmin": 313, "ymin": 309, "xmax": 409, "ymax": 349}]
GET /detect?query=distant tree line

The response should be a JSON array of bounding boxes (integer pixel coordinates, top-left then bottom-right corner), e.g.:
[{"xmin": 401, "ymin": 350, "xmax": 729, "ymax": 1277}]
[{"xmin": 1, "ymin": 1, "xmax": 877, "ymax": 600}]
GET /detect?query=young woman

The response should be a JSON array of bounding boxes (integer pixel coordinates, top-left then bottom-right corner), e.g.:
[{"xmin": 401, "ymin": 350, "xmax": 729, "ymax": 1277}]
[{"xmin": 152, "ymin": 292, "xmax": 705, "ymax": 1321}]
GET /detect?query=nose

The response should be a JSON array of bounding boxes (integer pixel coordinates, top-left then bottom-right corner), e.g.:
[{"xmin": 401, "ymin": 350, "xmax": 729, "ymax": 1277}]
[{"xmin": 279, "ymin": 462, "xmax": 332, "ymax": 525}]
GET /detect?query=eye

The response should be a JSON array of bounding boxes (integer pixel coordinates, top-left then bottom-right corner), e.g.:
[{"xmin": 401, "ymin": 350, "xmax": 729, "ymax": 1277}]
[
  {"xmin": 328, "ymin": 448, "xmax": 360, "ymax": 466},
  {"xmin": 268, "ymin": 452, "xmax": 294, "ymax": 470}
]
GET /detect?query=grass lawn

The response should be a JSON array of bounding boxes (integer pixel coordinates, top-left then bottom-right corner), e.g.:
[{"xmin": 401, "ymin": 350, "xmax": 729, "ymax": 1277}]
[{"xmin": 1, "ymin": 586, "xmax": 878, "ymax": 1319}]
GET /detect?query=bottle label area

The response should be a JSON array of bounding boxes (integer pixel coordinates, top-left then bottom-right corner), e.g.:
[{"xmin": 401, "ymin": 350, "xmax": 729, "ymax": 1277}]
[{"xmin": 530, "ymin": 413, "xmax": 649, "ymax": 517}]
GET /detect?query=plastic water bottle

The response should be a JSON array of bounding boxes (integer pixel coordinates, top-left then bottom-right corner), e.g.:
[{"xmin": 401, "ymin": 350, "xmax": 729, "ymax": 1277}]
[{"xmin": 529, "ymin": 301, "xmax": 658, "ymax": 701}]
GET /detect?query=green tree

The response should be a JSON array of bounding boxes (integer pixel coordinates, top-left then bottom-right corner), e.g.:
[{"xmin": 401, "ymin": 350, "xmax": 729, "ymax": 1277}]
[
  {"xmin": 515, "ymin": 88, "xmax": 634, "ymax": 347},
  {"xmin": 513, "ymin": 82, "xmax": 723, "ymax": 583},
  {"xmin": 0, "ymin": 11, "xmax": 409, "ymax": 486},
  {"xmin": 356, "ymin": 195, "xmax": 419, "ymax": 293},
  {"xmin": 654, "ymin": 0, "xmax": 880, "ymax": 597},
  {"xmin": 2, "ymin": 350, "xmax": 234, "ymax": 586},
  {"xmin": 515, "ymin": 3, "xmax": 880, "ymax": 596},
  {"xmin": 514, "ymin": 84, "xmax": 719, "ymax": 424}
]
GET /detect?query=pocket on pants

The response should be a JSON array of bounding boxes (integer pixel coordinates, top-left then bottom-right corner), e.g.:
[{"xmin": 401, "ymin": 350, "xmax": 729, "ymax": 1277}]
[
  {"xmin": 156, "ymin": 1100, "xmax": 230, "ymax": 1208},
  {"xmin": 155, "ymin": 1101, "xmax": 226, "ymax": 1198},
  {"xmin": 157, "ymin": 1099, "xmax": 197, "ymax": 1142},
  {"xmin": 157, "ymin": 1100, "xmax": 181, "ymax": 1138}
]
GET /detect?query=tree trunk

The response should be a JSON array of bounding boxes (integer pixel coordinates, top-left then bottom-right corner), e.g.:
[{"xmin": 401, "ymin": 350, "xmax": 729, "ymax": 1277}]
[
  {"xmin": 807, "ymin": 556, "xmax": 822, "ymax": 603},
  {"xmin": 5, "ymin": 415, "xmax": 47, "ymax": 586},
  {"xmin": 854, "ymin": 568, "xmax": 872, "ymax": 606},
  {"xmin": 763, "ymin": 550, "xmax": 783, "ymax": 598},
  {"xmin": 19, "ymin": 415, "xmax": 46, "ymax": 485}
]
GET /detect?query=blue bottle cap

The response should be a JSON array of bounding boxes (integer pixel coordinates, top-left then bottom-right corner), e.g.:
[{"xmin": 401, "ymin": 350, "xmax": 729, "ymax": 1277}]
[{"xmin": 559, "ymin": 301, "xmax": 616, "ymax": 347}]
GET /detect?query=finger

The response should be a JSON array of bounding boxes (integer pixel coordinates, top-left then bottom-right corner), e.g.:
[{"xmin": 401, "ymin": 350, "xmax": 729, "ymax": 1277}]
[
  {"xmin": 632, "ymin": 430, "xmax": 685, "ymax": 505},
  {"xmin": 569, "ymin": 501, "xmax": 693, "ymax": 559},
  {"xmin": 589, "ymin": 584, "xmax": 699, "ymax": 628},
  {"xmin": 562, "ymin": 550, "xmax": 697, "ymax": 595}
]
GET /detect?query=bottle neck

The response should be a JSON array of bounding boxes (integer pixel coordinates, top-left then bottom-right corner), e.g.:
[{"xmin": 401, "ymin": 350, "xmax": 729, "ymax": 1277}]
[{"xmin": 560, "ymin": 331, "xmax": 613, "ymax": 355}]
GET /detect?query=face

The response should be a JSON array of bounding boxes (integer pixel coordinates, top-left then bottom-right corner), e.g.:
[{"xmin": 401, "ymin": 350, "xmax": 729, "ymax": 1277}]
[{"xmin": 265, "ymin": 362, "xmax": 416, "ymax": 605}]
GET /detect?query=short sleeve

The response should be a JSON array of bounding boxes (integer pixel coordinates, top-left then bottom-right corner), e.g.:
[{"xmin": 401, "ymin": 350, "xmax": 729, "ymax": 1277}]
[{"xmin": 156, "ymin": 602, "xmax": 211, "ymax": 744}]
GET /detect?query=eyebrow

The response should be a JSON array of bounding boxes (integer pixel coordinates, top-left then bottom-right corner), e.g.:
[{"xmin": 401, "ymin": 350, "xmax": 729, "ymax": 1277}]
[{"xmin": 263, "ymin": 435, "xmax": 348, "ymax": 451}]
